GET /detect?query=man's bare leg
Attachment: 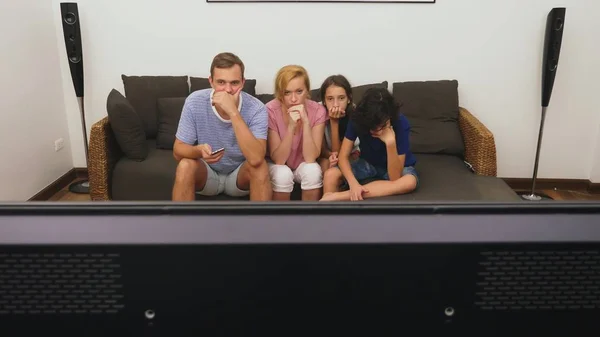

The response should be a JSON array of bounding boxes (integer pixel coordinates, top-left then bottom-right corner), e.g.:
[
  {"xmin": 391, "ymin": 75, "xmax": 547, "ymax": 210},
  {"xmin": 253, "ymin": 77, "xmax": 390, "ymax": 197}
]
[
  {"xmin": 237, "ymin": 159, "xmax": 272, "ymax": 201},
  {"xmin": 172, "ymin": 159, "xmax": 208, "ymax": 201},
  {"xmin": 320, "ymin": 175, "xmax": 417, "ymax": 201}
]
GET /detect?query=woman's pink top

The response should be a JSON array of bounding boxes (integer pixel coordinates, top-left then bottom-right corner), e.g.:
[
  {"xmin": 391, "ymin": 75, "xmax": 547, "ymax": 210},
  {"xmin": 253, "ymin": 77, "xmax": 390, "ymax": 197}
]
[{"xmin": 266, "ymin": 99, "xmax": 327, "ymax": 170}]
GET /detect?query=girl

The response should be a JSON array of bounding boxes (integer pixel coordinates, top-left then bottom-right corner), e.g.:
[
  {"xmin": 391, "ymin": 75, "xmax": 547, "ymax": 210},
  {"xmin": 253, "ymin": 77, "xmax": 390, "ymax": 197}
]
[
  {"xmin": 266, "ymin": 65, "xmax": 327, "ymax": 201},
  {"xmin": 318, "ymin": 75, "xmax": 360, "ymax": 173}
]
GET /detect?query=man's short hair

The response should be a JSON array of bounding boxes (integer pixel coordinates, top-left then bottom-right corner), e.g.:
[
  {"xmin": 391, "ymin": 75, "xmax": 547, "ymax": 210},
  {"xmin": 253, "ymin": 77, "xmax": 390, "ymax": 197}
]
[{"xmin": 210, "ymin": 52, "xmax": 245, "ymax": 78}]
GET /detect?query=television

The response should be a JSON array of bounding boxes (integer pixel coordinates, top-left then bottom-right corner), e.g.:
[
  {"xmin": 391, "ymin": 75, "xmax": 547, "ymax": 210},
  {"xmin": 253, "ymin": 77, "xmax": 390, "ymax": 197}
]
[{"xmin": 1, "ymin": 201, "xmax": 599, "ymax": 336}]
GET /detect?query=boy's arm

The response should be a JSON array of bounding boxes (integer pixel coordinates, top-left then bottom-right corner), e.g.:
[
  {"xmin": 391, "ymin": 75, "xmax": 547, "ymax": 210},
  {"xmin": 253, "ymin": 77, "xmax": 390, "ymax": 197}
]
[
  {"xmin": 382, "ymin": 120, "xmax": 409, "ymax": 181},
  {"xmin": 386, "ymin": 145, "xmax": 404, "ymax": 181}
]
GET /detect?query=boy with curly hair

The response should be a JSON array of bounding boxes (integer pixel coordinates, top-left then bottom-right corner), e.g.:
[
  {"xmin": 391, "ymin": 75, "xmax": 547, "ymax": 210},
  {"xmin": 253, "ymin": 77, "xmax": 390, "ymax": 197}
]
[{"xmin": 320, "ymin": 87, "xmax": 419, "ymax": 201}]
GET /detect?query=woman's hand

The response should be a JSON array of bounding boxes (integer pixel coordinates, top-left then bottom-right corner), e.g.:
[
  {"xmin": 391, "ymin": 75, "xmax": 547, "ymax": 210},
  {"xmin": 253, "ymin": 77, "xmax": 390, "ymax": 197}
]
[
  {"xmin": 287, "ymin": 108, "xmax": 301, "ymax": 130},
  {"xmin": 289, "ymin": 104, "xmax": 309, "ymax": 125}
]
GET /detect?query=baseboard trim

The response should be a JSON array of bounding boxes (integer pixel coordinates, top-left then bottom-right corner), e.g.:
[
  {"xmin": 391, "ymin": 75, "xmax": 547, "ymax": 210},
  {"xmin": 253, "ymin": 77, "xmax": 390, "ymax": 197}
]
[
  {"xmin": 28, "ymin": 167, "xmax": 88, "ymax": 201},
  {"xmin": 502, "ymin": 178, "xmax": 599, "ymax": 193}
]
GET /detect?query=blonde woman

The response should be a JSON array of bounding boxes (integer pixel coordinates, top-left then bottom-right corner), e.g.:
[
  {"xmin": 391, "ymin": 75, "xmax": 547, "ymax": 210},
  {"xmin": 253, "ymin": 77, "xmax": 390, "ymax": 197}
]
[{"xmin": 266, "ymin": 65, "xmax": 327, "ymax": 201}]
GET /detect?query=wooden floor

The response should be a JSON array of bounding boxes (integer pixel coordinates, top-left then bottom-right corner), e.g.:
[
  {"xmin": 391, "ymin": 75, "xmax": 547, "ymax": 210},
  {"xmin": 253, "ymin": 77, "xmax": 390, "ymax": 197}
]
[
  {"xmin": 48, "ymin": 179, "xmax": 600, "ymax": 201},
  {"xmin": 526, "ymin": 189, "xmax": 600, "ymax": 201},
  {"xmin": 48, "ymin": 178, "xmax": 92, "ymax": 201}
]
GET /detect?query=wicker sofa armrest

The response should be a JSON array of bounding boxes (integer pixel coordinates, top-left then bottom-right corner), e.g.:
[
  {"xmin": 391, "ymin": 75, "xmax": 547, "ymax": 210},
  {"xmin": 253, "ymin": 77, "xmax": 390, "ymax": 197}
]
[
  {"xmin": 88, "ymin": 116, "xmax": 123, "ymax": 200},
  {"xmin": 458, "ymin": 107, "xmax": 497, "ymax": 177}
]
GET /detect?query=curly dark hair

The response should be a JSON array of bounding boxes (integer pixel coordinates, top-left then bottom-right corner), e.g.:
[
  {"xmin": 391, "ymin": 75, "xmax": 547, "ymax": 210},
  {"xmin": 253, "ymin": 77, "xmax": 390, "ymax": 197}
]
[{"xmin": 351, "ymin": 87, "xmax": 400, "ymax": 135}]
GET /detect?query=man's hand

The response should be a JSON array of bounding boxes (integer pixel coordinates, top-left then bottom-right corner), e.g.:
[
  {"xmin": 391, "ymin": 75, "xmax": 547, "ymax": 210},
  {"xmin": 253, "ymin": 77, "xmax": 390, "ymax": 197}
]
[
  {"xmin": 198, "ymin": 144, "xmax": 224, "ymax": 164},
  {"xmin": 329, "ymin": 152, "xmax": 339, "ymax": 168},
  {"xmin": 328, "ymin": 106, "xmax": 345, "ymax": 120},
  {"xmin": 376, "ymin": 125, "xmax": 396, "ymax": 146},
  {"xmin": 212, "ymin": 87, "xmax": 242, "ymax": 117}
]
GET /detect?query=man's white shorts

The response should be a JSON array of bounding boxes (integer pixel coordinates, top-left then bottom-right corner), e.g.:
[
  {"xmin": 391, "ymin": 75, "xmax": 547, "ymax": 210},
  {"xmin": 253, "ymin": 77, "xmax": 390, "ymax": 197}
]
[{"xmin": 196, "ymin": 160, "xmax": 249, "ymax": 197}]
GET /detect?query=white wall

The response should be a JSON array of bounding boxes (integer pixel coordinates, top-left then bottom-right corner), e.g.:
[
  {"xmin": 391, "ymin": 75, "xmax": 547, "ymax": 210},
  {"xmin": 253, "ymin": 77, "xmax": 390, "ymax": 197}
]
[
  {"xmin": 58, "ymin": 0, "xmax": 600, "ymax": 179},
  {"xmin": 590, "ymin": 124, "xmax": 600, "ymax": 183},
  {"xmin": 0, "ymin": 0, "xmax": 73, "ymax": 201}
]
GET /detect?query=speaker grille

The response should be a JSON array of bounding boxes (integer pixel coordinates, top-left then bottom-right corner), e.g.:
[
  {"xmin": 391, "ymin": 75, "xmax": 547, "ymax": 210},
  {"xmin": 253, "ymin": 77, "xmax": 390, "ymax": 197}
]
[
  {"xmin": 475, "ymin": 250, "xmax": 600, "ymax": 311},
  {"xmin": 0, "ymin": 253, "xmax": 124, "ymax": 315}
]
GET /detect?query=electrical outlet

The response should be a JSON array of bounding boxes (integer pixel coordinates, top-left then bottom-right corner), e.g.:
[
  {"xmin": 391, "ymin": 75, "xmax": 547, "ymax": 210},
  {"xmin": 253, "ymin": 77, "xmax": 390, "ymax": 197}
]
[{"xmin": 54, "ymin": 138, "xmax": 64, "ymax": 152}]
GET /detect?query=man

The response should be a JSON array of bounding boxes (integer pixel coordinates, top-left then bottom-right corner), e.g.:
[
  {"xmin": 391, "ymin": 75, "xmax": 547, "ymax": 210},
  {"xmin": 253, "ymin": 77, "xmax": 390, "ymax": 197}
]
[{"xmin": 172, "ymin": 52, "xmax": 272, "ymax": 201}]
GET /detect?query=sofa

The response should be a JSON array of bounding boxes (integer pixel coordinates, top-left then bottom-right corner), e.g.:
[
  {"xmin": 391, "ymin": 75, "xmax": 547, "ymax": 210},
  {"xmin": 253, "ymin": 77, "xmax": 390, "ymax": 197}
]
[{"xmin": 88, "ymin": 75, "xmax": 520, "ymax": 202}]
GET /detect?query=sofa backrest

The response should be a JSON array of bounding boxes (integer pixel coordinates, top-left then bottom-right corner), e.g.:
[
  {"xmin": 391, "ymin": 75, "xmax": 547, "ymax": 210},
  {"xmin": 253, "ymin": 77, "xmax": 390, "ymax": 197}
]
[
  {"xmin": 108, "ymin": 75, "xmax": 465, "ymax": 162},
  {"xmin": 121, "ymin": 75, "xmax": 190, "ymax": 140},
  {"xmin": 392, "ymin": 80, "xmax": 464, "ymax": 158}
]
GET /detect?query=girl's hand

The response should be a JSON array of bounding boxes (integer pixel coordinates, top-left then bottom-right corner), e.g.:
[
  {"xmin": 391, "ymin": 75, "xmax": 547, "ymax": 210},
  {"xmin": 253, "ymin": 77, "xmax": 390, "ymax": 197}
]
[
  {"xmin": 329, "ymin": 152, "xmax": 339, "ymax": 167},
  {"xmin": 328, "ymin": 106, "xmax": 345, "ymax": 120}
]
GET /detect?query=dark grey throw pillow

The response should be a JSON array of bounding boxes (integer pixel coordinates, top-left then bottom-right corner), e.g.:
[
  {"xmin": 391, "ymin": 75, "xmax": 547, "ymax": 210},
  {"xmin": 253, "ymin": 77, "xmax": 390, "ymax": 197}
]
[
  {"xmin": 106, "ymin": 89, "xmax": 147, "ymax": 161},
  {"xmin": 255, "ymin": 93, "xmax": 275, "ymax": 104},
  {"xmin": 156, "ymin": 97, "xmax": 186, "ymax": 150},
  {"xmin": 121, "ymin": 75, "xmax": 189, "ymax": 139},
  {"xmin": 392, "ymin": 80, "xmax": 464, "ymax": 157}
]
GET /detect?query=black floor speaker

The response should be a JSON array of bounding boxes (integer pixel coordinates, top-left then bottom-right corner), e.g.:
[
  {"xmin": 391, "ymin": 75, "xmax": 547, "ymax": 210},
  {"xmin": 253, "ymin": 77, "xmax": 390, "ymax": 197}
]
[
  {"xmin": 60, "ymin": 3, "xmax": 89, "ymax": 194},
  {"xmin": 521, "ymin": 8, "xmax": 566, "ymax": 202}
]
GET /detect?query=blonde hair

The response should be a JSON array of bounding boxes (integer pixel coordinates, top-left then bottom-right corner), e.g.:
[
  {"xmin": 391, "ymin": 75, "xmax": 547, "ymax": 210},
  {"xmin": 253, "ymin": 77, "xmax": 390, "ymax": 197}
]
[{"xmin": 274, "ymin": 65, "xmax": 310, "ymax": 101}]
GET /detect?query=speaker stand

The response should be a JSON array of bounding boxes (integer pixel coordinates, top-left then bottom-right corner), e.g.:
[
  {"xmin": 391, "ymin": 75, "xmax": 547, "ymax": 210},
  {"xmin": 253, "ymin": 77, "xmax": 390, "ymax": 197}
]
[
  {"xmin": 68, "ymin": 96, "xmax": 89, "ymax": 195},
  {"xmin": 521, "ymin": 106, "xmax": 548, "ymax": 201}
]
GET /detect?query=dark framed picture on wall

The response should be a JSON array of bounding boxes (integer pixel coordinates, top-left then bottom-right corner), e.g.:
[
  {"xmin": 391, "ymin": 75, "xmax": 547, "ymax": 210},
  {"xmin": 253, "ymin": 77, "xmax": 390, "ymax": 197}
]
[{"xmin": 207, "ymin": 0, "xmax": 434, "ymax": 3}]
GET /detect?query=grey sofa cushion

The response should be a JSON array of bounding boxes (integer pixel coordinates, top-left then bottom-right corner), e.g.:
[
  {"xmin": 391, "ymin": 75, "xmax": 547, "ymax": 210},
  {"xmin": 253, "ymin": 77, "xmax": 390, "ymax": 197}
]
[
  {"xmin": 392, "ymin": 80, "xmax": 464, "ymax": 157},
  {"xmin": 111, "ymin": 148, "xmax": 518, "ymax": 202},
  {"xmin": 112, "ymin": 140, "xmax": 178, "ymax": 200},
  {"xmin": 121, "ymin": 75, "xmax": 189, "ymax": 139},
  {"xmin": 156, "ymin": 97, "xmax": 186, "ymax": 150},
  {"xmin": 106, "ymin": 89, "xmax": 147, "ymax": 161},
  {"xmin": 256, "ymin": 94, "xmax": 275, "ymax": 104},
  {"xmin": 370, "ymin": 154, "xmax": 519, "ymax": 202}
]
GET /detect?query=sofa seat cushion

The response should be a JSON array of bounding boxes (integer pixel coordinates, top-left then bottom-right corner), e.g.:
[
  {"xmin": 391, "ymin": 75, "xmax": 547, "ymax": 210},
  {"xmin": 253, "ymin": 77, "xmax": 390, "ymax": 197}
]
[
  {"xmin": 112, "ymin": 140, "xmax": 179, "ymax": 200},
  {"xmin": 365, "ymin": 154, "xmax": 519, "ymax": 202},
  {"xmin": 112, "ymin": 140, "xmax": 250, "ymax": 201}
]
